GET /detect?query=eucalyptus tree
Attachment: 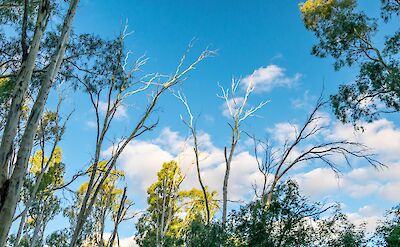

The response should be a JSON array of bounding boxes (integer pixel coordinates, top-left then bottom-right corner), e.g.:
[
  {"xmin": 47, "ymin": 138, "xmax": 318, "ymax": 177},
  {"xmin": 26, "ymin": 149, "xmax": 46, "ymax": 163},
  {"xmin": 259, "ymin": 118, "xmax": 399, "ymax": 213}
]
[
  {"xmin": 175, "ymin": 90, "xmax": 213, "ymax": 225},
  {"xmin": 218, "ymin": 78, "xmax": 268, "ymax": 225},
  {"xmin": 0, "ymin": 1, "xmax": 80, "ymax": 244},
  {"xmin": 228, "ymin": 180, "xmax": 367, "ymax": 247},
  {"xmin": 65, "ymin": 29, "xmax": 213, "ymax": 246},
  {"xmin": 69, "ymin": 163, "xmax": 127, "ymax": 247},
  {"xmin": 8, "ymin": 147, "xmax": 65, "ymax": 247},
  {"xmin": 299, "ymin": 0, "xmax": 400, "ymax": 124},
  {"xmin": 251, "ymin": 96, "xmax": 382, "ymax": 209},
  {"xmin": 12, "ymin": 96, "xmax": 70, "ymax": 246},
  {"xmin": 136, "ymin": 161, "xmax": 218, "ymax": 247},
  {"xmin": 372, "ymin": 204, "xmax": 400, "ymax": 246}
]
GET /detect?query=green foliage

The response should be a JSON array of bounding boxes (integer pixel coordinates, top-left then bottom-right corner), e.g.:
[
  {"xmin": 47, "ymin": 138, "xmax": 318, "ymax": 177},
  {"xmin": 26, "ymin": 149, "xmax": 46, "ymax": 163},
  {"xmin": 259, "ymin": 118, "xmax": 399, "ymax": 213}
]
[
  {"xmin": 185, "ymin": 217, "xmax": 228, "ymax": 247},
  {"xmin": 45, "ymin": 229, "xmax": 70, "ymax": 247},
  {"xmin": 182, "ymin": 180, "xmax": 368, "ymax": 247},
  {"xmin": 0, "ymin": 77, "xmax": 13, "ymax": 129},
  {"xmin": 228, "ymin": 181, "xmax": 318, "ymax": 246},
  {"xmin": 226, "ymin": 180, "xmax": 366, "ymax": 247},
  {"xmin": 373, "ymin": 204, "xmax": 400, "ymax": 246},
  {"xmin": 300, "ymin": 0, "xmax": 400, "ymax": 124},
  {"xmin": 0, "ymin": 78, "xmax": 12, "ymax": 103},
  {"xmin": 136, "ymin": 161, "xmax": 218, "ymax": 247}
]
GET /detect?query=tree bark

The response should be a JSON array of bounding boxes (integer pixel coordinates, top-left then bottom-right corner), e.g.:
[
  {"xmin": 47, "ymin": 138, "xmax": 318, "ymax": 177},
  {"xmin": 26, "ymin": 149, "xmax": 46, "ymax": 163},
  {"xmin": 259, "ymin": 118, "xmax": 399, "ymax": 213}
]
[
  {"xmin": 30, "ymin": 208, "xmax": 44, "ymax": 247},
  {"xmin": 13, "ymin": 141, "xmax": 58, "ymax": 246},
  {"xmin": 0, "ymin": 0, "xmax": 50, "ymax": 198},
  {"xmin": 192, "ymin": 131, "xmax": 211, "ymax": 224},
  {"xmin": 222, "ymin": 138, "xmax": 237, "ymax": 226},
  {"xmin": 0, "ymin": 1, "xmax": 79, "ymax": 245},
  {"xmin": 107, "ymin": 187, "xmax": 127, "ymax": 247}
]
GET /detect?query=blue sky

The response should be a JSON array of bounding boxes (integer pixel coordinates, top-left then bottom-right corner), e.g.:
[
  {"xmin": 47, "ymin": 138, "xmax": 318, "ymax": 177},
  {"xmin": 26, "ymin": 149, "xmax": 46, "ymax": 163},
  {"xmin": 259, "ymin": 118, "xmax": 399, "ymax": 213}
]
[{"xmin": 39, "ymin": 0, "xmax": 400, "ymax": 243}]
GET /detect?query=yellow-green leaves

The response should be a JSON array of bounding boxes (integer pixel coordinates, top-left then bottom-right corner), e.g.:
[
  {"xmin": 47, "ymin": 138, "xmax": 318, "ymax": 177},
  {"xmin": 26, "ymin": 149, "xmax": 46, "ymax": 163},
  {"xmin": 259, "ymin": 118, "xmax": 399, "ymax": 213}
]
[
  {"xmin": 299, "ymin": 0, "xmax": 355, "ymax": 30},
  {"xmin": 29, "ymin": 147, "xmax": 62, "ymax": 175}
]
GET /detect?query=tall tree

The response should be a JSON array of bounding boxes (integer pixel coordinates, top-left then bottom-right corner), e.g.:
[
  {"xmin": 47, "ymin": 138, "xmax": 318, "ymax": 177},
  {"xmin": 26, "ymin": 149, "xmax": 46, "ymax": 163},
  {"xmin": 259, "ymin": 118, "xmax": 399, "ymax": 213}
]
[
  {"xmin": 218, "ymin": 78, "xmax": 268, "ymax": 225},
  {"xmin": 136, "ymin": 161, "xmax": 218, "ymax": 247},
  {"xmin": 8, "ymin": 147, "xmax": 65, "ymax": 247},
  {"xmin": 66, "ymin": 29, "xmax": 213, "ymax": 246},
  {"xmin": 68, "ymin": 162, "xmax": 127, "ymax": 247},
  {"xmin": 251, "ymin": 96, "xmax": 382, "ymax": 208},
  {"xmin": 0, "ymin": 1, "xmax": 80, "ymax": 244},
  {"xmin": 299, "ymin": 0, "xmax": 400, "ymax": 124},
  {"xmin": 373, "ymin": 204, "xmax": 400, "ymax": 246},
  {"xmin": 175, "ymin": 90, "xmax": 213, "ymax": 224},
  {"xmin": 228, "ymin": 180, "xmax": 367, "ymax": 247}
]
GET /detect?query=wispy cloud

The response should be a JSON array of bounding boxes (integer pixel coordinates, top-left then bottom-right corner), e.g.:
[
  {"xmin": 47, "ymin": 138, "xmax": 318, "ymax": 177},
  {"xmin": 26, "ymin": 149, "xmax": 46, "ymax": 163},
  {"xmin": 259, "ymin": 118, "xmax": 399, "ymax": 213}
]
[{"xmin": 98, "ymin": 101, "xmax": 128, "ymax": 120}]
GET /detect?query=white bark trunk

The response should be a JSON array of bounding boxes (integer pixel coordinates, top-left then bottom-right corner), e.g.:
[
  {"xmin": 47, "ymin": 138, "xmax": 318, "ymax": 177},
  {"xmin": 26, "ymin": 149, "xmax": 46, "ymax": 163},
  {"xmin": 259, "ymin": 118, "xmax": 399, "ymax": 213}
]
[
  {"xmin": 0, "ymin": 0, "xmax": 50, "ymax": 190},
  {"xmin": 0, "ymin": 1, "xmax": 79, "ymax": 245},
  {"xmin": 222, "ymin": 140, "xmax": 237, "ymax": 226}
]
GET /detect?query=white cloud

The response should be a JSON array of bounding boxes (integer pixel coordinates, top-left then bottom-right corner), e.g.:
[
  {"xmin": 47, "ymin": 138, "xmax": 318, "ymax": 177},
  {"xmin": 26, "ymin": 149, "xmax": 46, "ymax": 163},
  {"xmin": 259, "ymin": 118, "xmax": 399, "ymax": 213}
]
[
  {"xmin": 112, "ymin": 128, "xmax": 263, "ymax": 203},
  {"xmin": 154, "ymin": 127, "xmax": 187, "ymax": 155},
  {"xmin": 347, "ymin": 205, "xmax": 384, "ymax": 233},
  {"xmin": 242, "ymin": 64, "xmax": 301, "ymax": 93},
  {"xmin": 293, "ymin": 163, "xmax": 400, "ymax": 202},
  {"xmin": 265, "ymin": 113, "xmax": 400, "ymax": 202},
  {"xmin": 291, "ymin": 90, "xmax": 317, "ymax": 109},
  {"xmin": 119, "ymin": 236, "xmax": 138, "ymax": 247},
  {"xmin": 116, "ymin": 140, "xmax": 174, "ymax": 194},
  {"xmin": 85, "ymin": 120, "xmax": 97, "ymax": 128},
  {"xmin": 267, "ymin": 122, "xmax": 298, "ymax": 144},
  {"xmin": 294, "ymin": 168, "xmax": 340, "ymax": 197},
  {"xmin": 379, "ymin": 182, "xmax": 400, "ymax": 202},
  {"xmin": 329, "ymin": 119, "xmax": 400, "ymax": 163}
]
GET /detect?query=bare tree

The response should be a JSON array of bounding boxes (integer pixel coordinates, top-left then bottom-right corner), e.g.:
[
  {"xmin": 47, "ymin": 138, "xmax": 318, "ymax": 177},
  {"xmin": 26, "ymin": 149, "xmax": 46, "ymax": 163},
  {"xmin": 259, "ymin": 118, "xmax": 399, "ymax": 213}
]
[
  {"xmin": 175, "ymin": 91, "xmax": 212, "ymax": 224},
  {"xmin": 218, "ymin": 78, "xmax": 268, "ymax": 225},
  {"xmin": 106, "ymin": 187, "xmax": 136, "ymax": 247},
  {"xmin": 251, "ymin": 96, "xmax": 383, "ymax": 209},
  {"xmin": 67, "ymin": 30, "xmax": 213, "ymax": 246}
]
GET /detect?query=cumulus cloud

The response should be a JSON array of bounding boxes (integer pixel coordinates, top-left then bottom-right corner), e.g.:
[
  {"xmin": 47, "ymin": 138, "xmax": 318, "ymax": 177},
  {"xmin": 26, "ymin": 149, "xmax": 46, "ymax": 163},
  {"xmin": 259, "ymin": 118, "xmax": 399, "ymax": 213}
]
[
  {"xmin": 293, "ymin": 163, "xmax": 400, "ymax": 202},
  {"xmin": 294, "ymin": 168, "xmax": 340, "ymax": 197},
  {"xmin": 347, "ymin": 205, "xmax": 384, "ymax": 233},
  {"xmin": 111, "ymin": 127, "xmax": 263, "ymax": 203},
  {"xmin": 328, "ymin": 119, "xmax": 400, "ymax": 163},
  {"xmin": 242, "ymin": 64, "xmax": 301, "ymax": 93},
  {"xmin": 267, "ymin": 114, "xmax": 400, "ymax": 202},
  {"xmin": 267, "ymin": 122, "xmax": 299, "ymax": 144},
  {"xmin": 116, "ymin": 140, "xmax": 174, "ymax": 194},
  {"xmin": 119, "ymin": 235, "xmax": 138, "ymax": 247}
]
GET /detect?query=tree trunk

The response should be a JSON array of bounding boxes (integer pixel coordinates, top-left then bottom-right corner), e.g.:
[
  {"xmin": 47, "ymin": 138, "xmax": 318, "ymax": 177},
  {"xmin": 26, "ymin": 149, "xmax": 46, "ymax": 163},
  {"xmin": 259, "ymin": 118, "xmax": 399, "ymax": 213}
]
[
  {"xmin": 13, "ymin": 157, "xmax": 52, "ymax": 246},
  {"xmin": 192, "ymin": 132, "xmax": 211, "ymax": 224},
  {"xmin": 264, "ymin": 178, "xmax": 278, "ymax": 209},
  {"xmin": 222, "ymin": 140, "xmax": 237, "ymax": 226},
  {"xmin": 0, "ymin": 0, "xmax": 50, "ymax": 204},
  {"xmin": 107, "ymin": 187, "xmax": 127, "ymax": 247},
  {"xmin": 222, "ymin": 150, "xmax": 230, "ymax": 226},
  {"xmin": 30, "ymin": 208, "xmax": 44, "ymax": 247},
  {"xmin": 0, "ymin": 1, "xmax": 78, "ymax": 245},
  {"xmin": 0, "ymin": 2, "xmax": 51, "ymax": 246}
]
